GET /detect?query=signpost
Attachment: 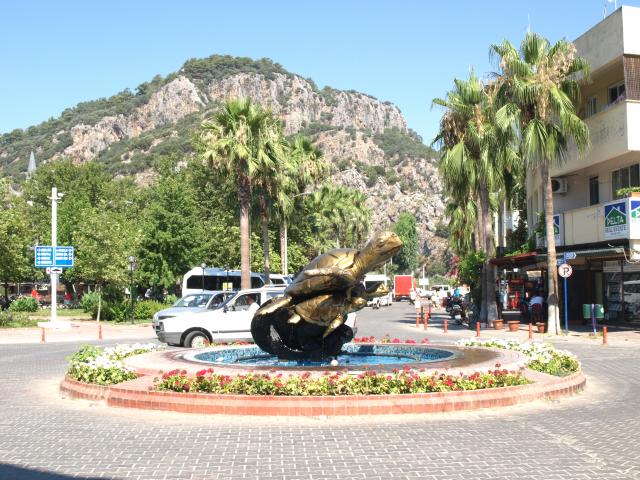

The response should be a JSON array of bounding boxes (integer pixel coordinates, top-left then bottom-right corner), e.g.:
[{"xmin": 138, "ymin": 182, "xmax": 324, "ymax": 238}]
[
  {"xmin": 36, "ymin": 187, "xmax": 73, "ymax": 330},
  {"xmin": 558, "ymin": 256, "xmax": 574, "ymax": 336}
]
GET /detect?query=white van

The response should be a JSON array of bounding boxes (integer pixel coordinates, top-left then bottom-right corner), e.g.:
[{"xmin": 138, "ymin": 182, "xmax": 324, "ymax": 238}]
[
  {"xmin": 181, "ymin": 267, "xmax": 265, "ymax": 295},
  {"xmin": 155, "ymin": 286, "xmax": 357, "ymax": 348},
  {"xmin": 155, "ymin": 287, "xmax": 285, "ymax": 348},
  {"xmin": 363, "ymin": 274, "xmax": 392, "ymax": 307}
]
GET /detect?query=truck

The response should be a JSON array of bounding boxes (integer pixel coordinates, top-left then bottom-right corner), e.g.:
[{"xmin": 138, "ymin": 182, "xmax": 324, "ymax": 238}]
[{"xmin": 393, "ymin": 275, "xmax": 415, "ymax": 302}]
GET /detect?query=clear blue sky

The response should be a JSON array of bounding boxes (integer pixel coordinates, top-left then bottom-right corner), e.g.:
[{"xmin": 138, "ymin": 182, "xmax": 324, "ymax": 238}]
[{"xmin": 1, "ymin": 0, "xmax": 638, "ymax": 144}]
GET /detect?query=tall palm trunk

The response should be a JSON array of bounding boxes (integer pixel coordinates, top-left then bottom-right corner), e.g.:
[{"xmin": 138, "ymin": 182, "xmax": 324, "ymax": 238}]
[
  {"xmin": 479, "ymin": 185, "xmax": 499, "ymax": 325},
  {"xmin": 238, "ymin": 177, "xmax": 252, "ymax": 290},
  {"xmin": 279, "ymin": 219, "xmax": 288, "ymax": 275},
  {"xmin": 476, "ymin": 192, "xmax": 487, "ymax": 323},
  {"xmin": 542, "ymin": 161, "xmax": 560, "ymax": 334},
  {"xmin": 260, "ymin": 198, "xmax": 272, "ymax": 285}
]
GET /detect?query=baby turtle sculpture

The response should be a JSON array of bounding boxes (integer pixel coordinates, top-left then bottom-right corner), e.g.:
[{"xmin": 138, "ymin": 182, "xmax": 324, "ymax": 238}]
[{"xmin": 251, "ymin": 231, "xmax": 402, "ymax": 360}]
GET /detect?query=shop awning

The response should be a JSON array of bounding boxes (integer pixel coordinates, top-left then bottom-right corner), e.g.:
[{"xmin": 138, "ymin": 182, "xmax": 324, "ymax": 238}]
[
  {"xmin": 490, "ymin": 251, "xmax": 538, "ymax": 266},
  {"xmin": 535, "ymin": 247, "xmax": 624, "ymax": 262}
]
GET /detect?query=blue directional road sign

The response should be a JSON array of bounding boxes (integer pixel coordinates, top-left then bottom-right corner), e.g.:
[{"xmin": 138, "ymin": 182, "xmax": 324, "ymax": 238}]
[
  {"xmin": 54, "ymin": 246, "xmax": 74, "ymax": 267},
  {"xmin": 35, "ymin": 246, "xmax": 55, "ymax": 268},
  {"xmin": 35, "ymin": 246, "xmax": 74, "ymax": 268}
]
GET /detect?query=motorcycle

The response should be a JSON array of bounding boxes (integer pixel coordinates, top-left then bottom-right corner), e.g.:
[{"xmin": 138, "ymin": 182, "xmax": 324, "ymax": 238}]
[{"xmin": 450, "ymin": 300, "xmax": 464, "ymax": 324}]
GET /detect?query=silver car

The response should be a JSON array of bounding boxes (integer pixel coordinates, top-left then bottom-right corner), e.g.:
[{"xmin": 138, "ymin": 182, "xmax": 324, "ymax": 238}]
[{"xmin": 152, "ymin": 291, "xmax": 233, "ymax": 329}]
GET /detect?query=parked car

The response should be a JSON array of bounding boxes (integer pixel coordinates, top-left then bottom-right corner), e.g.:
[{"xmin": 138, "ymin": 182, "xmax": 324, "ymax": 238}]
[
  {"xmin": 152, "ymin": 291, "xmax": 234, "ymax": 329},
  {"xmin": 154, "ymin": 287, "xmax": 286, "ymax": 347}
]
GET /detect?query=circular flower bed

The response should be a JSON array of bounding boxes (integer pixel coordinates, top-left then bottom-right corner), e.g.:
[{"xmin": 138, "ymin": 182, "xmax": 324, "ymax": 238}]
[
  {"xmin": 456, "ymin": 338, "xmax": 580, "ymax": 377},
  {"xmin": 154, "ymin": 367, "xmax": 528, "ymax": 396}
]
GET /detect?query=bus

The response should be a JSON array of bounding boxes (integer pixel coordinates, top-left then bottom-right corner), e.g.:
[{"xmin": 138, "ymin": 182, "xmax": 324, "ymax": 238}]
[{"xmin": 182, "ymin": 268, "xmax": 265, "ymax": 295}]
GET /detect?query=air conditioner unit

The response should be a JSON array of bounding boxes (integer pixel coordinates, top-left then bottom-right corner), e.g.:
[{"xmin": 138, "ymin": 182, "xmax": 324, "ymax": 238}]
[{"xmin": 551, "ymin": 177, "xmax": 568, "ymax": 194}]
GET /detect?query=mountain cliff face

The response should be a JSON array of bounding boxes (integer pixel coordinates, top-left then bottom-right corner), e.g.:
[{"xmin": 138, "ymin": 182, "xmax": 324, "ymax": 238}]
[{"xmin": 0, "ymin": 55, "xmax": 447, "ymax": 263}]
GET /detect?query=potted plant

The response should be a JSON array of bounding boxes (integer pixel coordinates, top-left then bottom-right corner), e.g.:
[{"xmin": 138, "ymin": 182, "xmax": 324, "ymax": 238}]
[{"xmin": 507, "ymin": 320, "xmax": 520, "ymax": 332}]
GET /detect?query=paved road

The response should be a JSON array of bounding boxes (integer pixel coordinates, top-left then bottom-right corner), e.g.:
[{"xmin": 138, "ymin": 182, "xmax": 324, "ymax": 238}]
[{"xmin": 1, "ymin": 304, "xmax": 639, "ymax": 480}]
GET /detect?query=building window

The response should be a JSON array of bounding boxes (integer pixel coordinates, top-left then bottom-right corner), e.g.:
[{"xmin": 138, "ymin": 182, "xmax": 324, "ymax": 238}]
[
  {"xmin": 589, "ymin": 176, "xmax": 599, "ymax": 205},
  {"xmin": 612, "ymin": 164, "xmax": 640, "ymax": 198},
  {"xmin": 609, "ymin": 82, "xmax": 626, "ymax": 105},
  {"xmin": 586, "ymin": 96, "xmax": 597, "ymax": 117}
]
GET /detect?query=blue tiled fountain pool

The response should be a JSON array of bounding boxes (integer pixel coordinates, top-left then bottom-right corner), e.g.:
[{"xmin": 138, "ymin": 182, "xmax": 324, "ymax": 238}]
[{"xmin": 191, "ymin": 344, "xmax": 456, "ymax": 368}]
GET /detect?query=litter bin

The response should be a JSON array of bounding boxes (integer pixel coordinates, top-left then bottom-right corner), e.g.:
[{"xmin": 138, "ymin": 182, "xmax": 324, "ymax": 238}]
[
  {"xmin": 582, "ymin": 304, "xmax": 605, "ymax": 319},
  {"xmin": 594, "ymin": 304, "xmax": 604, "ymax": 319}
]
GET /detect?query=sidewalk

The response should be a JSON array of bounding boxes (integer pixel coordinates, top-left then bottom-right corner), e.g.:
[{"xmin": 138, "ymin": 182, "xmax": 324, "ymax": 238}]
[
  {"xmin": 419, "ymin": 310, "xmax": 640, "ymax": 347},
  {"xmin": 0, "ymin": 320, "xmax": 157, "ymax": 344}
]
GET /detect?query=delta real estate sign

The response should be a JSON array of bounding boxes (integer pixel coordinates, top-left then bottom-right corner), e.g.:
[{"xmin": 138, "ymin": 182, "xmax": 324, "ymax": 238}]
[{"xmin": 603, "ymin": 198, "xmax": 640, "ymax": 239}]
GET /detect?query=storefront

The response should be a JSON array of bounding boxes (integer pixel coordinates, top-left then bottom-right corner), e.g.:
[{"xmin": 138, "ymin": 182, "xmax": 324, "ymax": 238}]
[{"xmin": 491, "ymin": 247, "xmax": 640, "ymax": 325}]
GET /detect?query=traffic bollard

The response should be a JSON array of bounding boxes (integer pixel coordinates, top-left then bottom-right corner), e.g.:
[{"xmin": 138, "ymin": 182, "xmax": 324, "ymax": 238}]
[
  {"xmin": 603, "ymin": 326, "xmax": 608, "ymax": 346},
  {"xmin": 476, "ymin": 321, "xmax": 481, "ymax": 337},
  {"xmin": 528, "ymin": 323, "xmax": 533, "ymax": 341},
  {"xmin": 444, "ymin": 318, "xmax": 448, "ymax": 334},
  {"xmin": 98, "ymin": 323, "xmax": 103, "ymax": 340},
  {"xmin": 423, "ymin": 312, "xmax": 428, "ymax": 330},
  {"xmin": 415, "ymin": 312, "xmax": 420, "ymax": 327},
  {"xmin": 40, "ymin": 327, "xmax": 45, "ymax": 343}
]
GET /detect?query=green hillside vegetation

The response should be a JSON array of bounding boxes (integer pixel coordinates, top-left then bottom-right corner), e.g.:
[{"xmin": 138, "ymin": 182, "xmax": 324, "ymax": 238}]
[{"xmin": 0, "ymin": 54, "xmax": 438, "ymax": 195}]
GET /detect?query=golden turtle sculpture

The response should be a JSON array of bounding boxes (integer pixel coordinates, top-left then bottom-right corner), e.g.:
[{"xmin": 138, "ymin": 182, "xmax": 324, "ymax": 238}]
[{"xmin": 251, "ymin": 231, "xmax": 402, "ymax": 360}]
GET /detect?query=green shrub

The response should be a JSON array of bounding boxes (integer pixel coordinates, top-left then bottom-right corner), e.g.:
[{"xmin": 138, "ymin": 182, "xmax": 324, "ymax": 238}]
[
  {"xmin": 164, "ymin": 294, "xmax": 178, "ymax": 306},
  {"xmin": 134, "ymin": 300, "xmax": 165, "ymax": 320},
  {"xmin": 80, "ymin": 292, "xmax": 100, "ymax": 314},
  {"xmin": 0, "ymin": 311, "xmax": 35, "ymax": 328},
  {"xmin": 8, "ymin": 297, "xmax": 38, "ymax": 312}
]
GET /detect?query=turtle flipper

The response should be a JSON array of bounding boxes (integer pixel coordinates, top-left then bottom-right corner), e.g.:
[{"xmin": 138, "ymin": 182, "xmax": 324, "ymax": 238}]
[
  {"xmin": 255, "ymin": 296, "xmax": 292, "ymax": 316},
  {"xmin": 288, "ymin": 313, "xmax": 302, "ymax": 324},
  {"xmin": 322, "ymin": 315, "xmax": 345, "ymax": 339}
]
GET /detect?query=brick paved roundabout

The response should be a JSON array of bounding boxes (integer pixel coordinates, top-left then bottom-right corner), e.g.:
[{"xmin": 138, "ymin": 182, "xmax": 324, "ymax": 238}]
[{"xmin": 1, "ymin": 304, "xmax": 640, "ymax": 479}]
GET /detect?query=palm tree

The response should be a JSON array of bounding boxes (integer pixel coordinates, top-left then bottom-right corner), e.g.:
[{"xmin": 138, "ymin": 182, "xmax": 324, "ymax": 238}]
[
  {"xmin": 491, "ymin": 33, "xmax": 590, "ymax": 334},
  {"xmin": 278, "ymin": 136, "xmax": 328, "ymax": 275},
  {"xmin": 200, "ymin": 97, "xmax": 282, "ymax": 289},
  {"xmin": 433, "ymin": 72, "xmax": 519, "ymax": 324},
  {"xmin": 305, "ymin": 184, "xmax": 371, "ymax": 254}
]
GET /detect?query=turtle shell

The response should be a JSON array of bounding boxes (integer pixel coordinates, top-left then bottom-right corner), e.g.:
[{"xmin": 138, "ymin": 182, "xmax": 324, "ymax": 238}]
[
  {"xmin": 293, "ymin": 294, "xmax": 348, "ymax": 326},
  {"xmin": 285, "ymin": 249, "xmax": 358, "ymax": 298}
]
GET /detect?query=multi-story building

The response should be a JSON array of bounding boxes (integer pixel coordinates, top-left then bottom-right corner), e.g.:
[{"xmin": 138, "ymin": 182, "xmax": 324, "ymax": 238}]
[{"xmin": 524, "ymin": 6, "xmax": 640, "ymax": 323}]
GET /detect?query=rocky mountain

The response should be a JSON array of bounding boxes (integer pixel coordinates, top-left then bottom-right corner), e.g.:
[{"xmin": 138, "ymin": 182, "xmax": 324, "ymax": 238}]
[{"xmin": 0, "ymin": 55, "xmax": 447, "ymax": 264}]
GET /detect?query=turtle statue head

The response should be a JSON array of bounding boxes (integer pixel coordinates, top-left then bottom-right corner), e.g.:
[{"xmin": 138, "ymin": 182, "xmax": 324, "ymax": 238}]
[{"xmin": 360, "ymin": 231, "xmax": 403, "ymax": 271}]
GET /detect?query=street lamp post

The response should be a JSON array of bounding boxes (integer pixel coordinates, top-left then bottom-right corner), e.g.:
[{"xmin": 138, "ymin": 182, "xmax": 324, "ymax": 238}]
[
  {"xmin": 127, "ymin": 256, "xmax": 137, "ymax": 325},
  {"xmin": 201, "ymin": 263, "xmax": 207, "ymax": 292}
]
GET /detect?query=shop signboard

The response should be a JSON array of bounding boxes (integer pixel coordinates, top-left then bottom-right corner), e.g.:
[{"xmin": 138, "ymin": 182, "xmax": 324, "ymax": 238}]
[
  {"xmin": 629, "ymin": 200, "xmax": 640, "ymax": 238},
  {"xmin": 604, "ymin": 200, "xmax": 628, "ymax": 239},
  {"xmin": 536, "ymin": 214, "xmax": 564, "ymax": 247},
  {"xmin": 554, "ymin": 214, "xmax": 563, "ymax": 246}
]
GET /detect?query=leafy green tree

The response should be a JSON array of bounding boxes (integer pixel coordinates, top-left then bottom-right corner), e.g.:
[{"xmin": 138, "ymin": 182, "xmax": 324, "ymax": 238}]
[
  {"xmin": 65, "ymin": 208, "xmax": 139, "ymax": 321},
  {"xmin": 392, "ymin": 213, "xmax": 419, "ymax": 274},
  {"xmin": 136, "ymin": 159, "xmax": 205, "ymax": 293},
  {"xmin": 199, "ymin": 98, "xmax": 282, "ymax": 289},
  {"xmin": 492, "ymin": 33, "xmax": 590, "ymax": 334},
  {"xmin": 0, "ymin": 182, "xmax": 34, "ymax": 299}
]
